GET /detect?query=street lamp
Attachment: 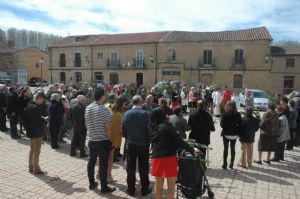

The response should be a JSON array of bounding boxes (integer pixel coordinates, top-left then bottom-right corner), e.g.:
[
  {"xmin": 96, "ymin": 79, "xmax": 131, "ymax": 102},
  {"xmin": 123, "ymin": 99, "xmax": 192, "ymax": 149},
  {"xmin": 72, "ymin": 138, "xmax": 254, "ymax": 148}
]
[
  {"xmin": 39, "ymin": 56, "xmax": 44, "ymax": 80},
  {"xmin": 150, "ymin": 55, "xmax": 157, "ymax": 83}
]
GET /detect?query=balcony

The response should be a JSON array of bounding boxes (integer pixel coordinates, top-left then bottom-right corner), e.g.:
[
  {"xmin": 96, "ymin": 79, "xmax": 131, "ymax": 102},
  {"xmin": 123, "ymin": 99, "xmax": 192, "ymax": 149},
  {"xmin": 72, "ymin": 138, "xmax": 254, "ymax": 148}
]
[
  {"xmin": 230, "ymin": 58, "xmax": 246, "ymax": 70},
  {"xmin": 197, "ymin": 58, "xmax": 216, "ymax": 69},
  {"xmin": 107, "ymin": 59, "xmax": 147, "ymax": 70}
]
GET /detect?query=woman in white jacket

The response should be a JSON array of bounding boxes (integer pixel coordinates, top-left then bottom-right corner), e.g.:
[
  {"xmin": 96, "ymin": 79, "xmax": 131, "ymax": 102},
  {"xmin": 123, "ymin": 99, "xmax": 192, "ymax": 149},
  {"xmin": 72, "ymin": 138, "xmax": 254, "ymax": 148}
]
[
  {"xmin": 180, "ymin": 86, "xmax": 188, "ymax": 114},
  {"xmin": 271, "ymin": 105, "xmax": 290, "ymax": 162},
  {"xmin": 212, "ymin": 88, "xmax": 222, "ymax": 116}
]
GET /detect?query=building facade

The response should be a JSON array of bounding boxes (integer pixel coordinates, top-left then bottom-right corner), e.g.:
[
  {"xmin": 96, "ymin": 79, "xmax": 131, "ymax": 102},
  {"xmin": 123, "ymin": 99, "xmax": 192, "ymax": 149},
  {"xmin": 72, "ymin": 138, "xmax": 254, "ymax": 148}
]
[
  {"xmin": 0, "ymin": 40, "xmax": 49, "ymax": 84},
  {"xmin": 270, "ymin": 45, "xmax": 300, "ymax": 94},
  {"xmin": 48, "ymin": 27, "xmax": 299, "ymax": 94},
  {"xmin": 15, "ymin": 47, "xmax": 49, "ymax": 81}
]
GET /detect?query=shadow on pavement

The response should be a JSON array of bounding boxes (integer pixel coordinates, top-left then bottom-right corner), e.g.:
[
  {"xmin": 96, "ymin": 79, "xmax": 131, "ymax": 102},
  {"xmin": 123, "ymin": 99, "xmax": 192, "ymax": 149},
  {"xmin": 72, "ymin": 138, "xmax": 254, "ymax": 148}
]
[{"xmin": 35, "ymin": 174, "xmax": 86, "ymax": 194}]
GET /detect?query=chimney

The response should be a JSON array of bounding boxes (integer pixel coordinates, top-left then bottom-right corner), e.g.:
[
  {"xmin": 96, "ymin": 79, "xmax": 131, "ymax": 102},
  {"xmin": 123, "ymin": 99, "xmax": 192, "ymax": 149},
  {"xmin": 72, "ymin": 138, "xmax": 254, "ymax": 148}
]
[{"xmin": 8, "ymin": 40, "xmax": 15, "ymax": 48}]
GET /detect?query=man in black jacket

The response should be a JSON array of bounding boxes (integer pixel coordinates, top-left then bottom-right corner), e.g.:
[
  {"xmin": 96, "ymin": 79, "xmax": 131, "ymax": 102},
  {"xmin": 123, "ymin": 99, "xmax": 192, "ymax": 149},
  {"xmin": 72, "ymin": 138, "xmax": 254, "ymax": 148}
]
[
  {"xmin": 6, "ymin": 86, "xmax": 19, "ymax": 139},
  {"xmin": 26, "ymin": 92, "xmax": 46, "ymax": 174},
  {"xmin": 69, "ymin": 95, "xmax": 87, "ymax": 157},
  {"xmin": 0, "ymin": 84, "xmax": 8, "ymax": 132},
  {"xmin": 188, "ymin": 100, "xmax": 215, "ymax": 158}
]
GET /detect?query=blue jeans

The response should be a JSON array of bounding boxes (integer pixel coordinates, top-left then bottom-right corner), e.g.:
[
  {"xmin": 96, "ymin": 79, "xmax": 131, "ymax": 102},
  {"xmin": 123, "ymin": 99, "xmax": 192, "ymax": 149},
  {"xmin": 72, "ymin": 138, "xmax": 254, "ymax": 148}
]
[
  {"xmin": 9, "ymin": 114, "xmax": 18, "ymax": 137},
  {"xmin": 87, "ymin": 140, "xmax": 111, "ymax": 189}
]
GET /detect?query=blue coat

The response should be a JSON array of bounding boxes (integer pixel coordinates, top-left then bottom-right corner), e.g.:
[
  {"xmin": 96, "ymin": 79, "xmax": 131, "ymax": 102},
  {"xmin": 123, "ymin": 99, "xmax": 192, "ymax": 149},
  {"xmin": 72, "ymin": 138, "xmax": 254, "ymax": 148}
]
[{"xmin": 122, "ymin": 107, "xmax": 150, "ymax": 147}]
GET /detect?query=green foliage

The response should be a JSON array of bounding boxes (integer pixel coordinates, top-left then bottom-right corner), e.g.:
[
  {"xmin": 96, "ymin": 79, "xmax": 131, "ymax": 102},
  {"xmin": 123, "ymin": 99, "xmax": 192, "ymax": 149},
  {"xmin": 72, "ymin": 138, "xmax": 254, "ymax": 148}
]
[
  {"xmin": 156, "ymin": 81, "xmax": 173, "ymax": 96},
  {"xmin": 240, "ymin": 110, "xmax": 261, "ymax": 120}
]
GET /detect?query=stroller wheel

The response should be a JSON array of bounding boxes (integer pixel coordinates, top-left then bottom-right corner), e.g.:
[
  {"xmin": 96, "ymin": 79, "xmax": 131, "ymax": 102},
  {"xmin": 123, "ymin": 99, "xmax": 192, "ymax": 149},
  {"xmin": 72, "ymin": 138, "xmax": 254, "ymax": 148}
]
[{"xmin": 208, "ymin": 189, "xmax": 214, "ymax": 198}]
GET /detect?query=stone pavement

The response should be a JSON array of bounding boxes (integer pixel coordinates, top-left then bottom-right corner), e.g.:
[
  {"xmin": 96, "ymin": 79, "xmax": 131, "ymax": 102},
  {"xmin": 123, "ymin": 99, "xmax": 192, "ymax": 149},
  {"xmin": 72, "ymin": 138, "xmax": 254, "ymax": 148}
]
[{"xmin": 0, "ymin": 117, "xmax": 300, "ymax": 199}]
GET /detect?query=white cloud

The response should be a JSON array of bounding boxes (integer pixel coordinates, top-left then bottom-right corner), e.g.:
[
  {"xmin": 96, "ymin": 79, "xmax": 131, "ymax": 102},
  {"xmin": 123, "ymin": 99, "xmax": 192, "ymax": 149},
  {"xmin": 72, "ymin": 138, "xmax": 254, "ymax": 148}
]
[{"xmin": 0, "ymin": 0, "xmax": 299, "ymax": 40}]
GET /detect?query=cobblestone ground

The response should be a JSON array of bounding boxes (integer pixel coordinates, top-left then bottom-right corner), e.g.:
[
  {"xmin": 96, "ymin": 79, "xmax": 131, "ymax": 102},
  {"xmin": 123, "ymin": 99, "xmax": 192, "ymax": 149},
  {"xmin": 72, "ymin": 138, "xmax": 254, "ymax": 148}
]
[{"xmin": 0, "ymin": 117, "xmax": 299, "ymax": 199}]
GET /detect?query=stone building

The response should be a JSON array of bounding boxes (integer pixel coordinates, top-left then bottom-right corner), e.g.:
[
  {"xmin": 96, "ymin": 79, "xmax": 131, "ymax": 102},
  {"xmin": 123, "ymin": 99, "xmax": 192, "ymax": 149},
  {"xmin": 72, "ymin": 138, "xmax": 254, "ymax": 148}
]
[
  {"xmin": 270, "ymin": 44, "xmax": 300, "ymax": 94},
  {"xmin": 48, "ymin": 27, "xmax": 299, "ymax": 94},
  {"xmin": 15, "ymin": 47, "xmax": 49, "ymax": 81},
  {"xmin": 0, "ymin": 39, "xmax": 49, "ymax": 84}
]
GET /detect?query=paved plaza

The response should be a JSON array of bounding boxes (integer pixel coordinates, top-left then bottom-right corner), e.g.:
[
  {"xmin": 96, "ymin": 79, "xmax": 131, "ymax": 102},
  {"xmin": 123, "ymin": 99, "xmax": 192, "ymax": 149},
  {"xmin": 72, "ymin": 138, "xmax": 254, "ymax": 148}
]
[{"xmin": 0, "ymin": 117, "xmax": 300, "ymax": 199}]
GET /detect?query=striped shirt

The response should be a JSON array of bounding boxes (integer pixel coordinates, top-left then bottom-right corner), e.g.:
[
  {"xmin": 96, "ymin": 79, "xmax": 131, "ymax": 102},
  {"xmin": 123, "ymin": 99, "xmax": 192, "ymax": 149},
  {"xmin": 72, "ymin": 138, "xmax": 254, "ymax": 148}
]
[{"xmin": 85, "ymin": 102, "xmax": 112, "ymax": 141}]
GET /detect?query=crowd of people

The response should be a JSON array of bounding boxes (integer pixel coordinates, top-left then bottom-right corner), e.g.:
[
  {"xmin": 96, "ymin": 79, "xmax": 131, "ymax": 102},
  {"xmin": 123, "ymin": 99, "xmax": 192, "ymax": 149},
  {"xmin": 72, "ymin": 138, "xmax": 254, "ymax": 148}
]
[{"xmin": 0, "ymin": 81, "xmax": 300, "ymax": 199}]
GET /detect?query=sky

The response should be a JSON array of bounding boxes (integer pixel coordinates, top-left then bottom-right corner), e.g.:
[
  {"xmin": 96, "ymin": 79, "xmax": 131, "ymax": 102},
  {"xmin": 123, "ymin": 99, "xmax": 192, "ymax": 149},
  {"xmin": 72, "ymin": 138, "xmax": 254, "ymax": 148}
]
[{"xmin": 0, "ymin": 0, "xmax": 299, "ymax": 41}]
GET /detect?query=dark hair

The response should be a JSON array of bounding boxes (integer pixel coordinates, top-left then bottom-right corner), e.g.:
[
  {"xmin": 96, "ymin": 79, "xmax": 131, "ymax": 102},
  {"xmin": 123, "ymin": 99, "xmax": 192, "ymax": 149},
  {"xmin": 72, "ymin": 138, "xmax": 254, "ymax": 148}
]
[
  {"xmin": 174, "ymin": 107, "xmax": 182, "ymax": 116},
  {"xmin": 150, "ymin": 108, "xmax": 166, "ymax": 124},
  {"xmin": 289, "ymin": 100, "xmax": 296, "ymax": 108},
  {"xmin": 246, "ymin": 107, "xmax": 253, "ymax": 116},
  {"xmin": 276, "ymin": 105, "xmax": 284, "ymax": 113},
  {"xmin": 159, "ymin": 98, "xmax": 167, "ymax": 107},
  {"xmin": 63, "ymin": 90, "xmax": 69, "ymax": 95},
  {"xmin": 224, "ymin": 101, "xmax": 237, "ymax": 114},
  {"xmin": 94, "ymin": 88, "xmax": 105, "ymax": 101},
  {"xmin": 281, "ymin": 96, "xmax": 288, "ymax": 104},
  {"xmin": 112, "ymin": 96, "xmax": 126, "ymax": 113},
  {"xmin": 268, "ymin": 103, "xmax": 276, "ymax": 111}
]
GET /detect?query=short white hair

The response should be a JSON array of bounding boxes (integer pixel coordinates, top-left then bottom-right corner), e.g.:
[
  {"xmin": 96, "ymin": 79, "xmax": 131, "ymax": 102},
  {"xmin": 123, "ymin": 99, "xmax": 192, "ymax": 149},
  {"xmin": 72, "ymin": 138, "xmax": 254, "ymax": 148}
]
[{"xmin": 50, "ymin": 93, "xmax": 61, "ymax": 102}]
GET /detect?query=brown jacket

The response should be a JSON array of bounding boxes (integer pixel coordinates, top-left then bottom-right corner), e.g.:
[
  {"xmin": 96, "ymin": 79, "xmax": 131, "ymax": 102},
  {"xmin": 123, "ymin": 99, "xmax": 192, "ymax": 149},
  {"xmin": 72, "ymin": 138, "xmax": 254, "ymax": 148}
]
[{"xmin": 259, "ymin": 110, "xmax": 280, "ymax": 136}]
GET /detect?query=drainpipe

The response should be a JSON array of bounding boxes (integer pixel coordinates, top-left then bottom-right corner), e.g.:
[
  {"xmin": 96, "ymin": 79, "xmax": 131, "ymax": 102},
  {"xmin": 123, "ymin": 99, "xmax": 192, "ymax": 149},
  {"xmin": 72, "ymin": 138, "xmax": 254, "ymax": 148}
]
[
  {"xmin": 49, "ymin": 48, "xmax": 53, "ymax": 84},
  {"xmin": 155, "ymin": 42, "xmax": 158, "ymax": 84},
  {"xmin": 91, "ymin": 46, "xmax": 94, "ymax": 83}
]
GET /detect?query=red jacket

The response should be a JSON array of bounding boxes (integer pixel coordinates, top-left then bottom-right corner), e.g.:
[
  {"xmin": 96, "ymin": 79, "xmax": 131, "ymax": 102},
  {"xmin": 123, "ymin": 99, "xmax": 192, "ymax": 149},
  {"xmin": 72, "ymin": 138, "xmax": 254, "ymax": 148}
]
[{"xmin": 223, "ymin": 89, "xmax": 231, "ymax": 102}]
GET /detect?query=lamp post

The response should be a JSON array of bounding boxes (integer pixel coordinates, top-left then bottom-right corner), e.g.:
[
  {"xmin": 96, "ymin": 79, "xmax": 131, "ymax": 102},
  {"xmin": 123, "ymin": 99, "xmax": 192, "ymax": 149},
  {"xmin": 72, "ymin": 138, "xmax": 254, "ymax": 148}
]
[
  {"xmin": 39, "ymin": 56, "xmax": 44, "ymax": 80},
  {"xmin": 150, "ymin": 55, "xmax": 157, "ymax": 84}
]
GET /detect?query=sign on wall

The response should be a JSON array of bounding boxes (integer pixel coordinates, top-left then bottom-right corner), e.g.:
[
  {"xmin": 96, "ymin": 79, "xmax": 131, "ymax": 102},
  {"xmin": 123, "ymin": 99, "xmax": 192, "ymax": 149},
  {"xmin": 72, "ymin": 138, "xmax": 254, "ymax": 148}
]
[{"xmin": 18, "ymin": 69, "xmax": 27, "ymax": 85}]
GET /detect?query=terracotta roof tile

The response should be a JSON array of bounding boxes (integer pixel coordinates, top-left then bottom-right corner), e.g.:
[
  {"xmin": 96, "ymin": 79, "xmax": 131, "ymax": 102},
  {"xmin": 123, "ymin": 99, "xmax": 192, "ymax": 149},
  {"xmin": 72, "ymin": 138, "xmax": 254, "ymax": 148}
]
[
  {"xmin": 272, "ymin": 44, "xmax": 300, "ymax": 55},
  {"xmin": 48, "ymin": 26, "xmax": 272, "ymax": 48}
]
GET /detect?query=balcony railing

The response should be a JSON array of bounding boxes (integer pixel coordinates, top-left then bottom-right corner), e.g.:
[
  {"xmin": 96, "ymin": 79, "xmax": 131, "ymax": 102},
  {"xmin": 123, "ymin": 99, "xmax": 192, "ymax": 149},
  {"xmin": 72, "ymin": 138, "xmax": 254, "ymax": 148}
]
[
  {"xmin": 107, "ymin": 59, "xmax": 147, "ymax": 70},
  {"xmin": 197, "ymin": 58, "xmax": 216, "ymax": 68}
]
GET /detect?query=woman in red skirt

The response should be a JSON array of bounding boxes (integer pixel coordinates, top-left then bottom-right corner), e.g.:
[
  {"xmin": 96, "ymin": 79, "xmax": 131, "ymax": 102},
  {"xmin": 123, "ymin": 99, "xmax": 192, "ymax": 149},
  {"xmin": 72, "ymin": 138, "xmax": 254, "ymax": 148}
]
[{"xmin": 150, "ymin": 108, "xmax": 194, "ymax": 199}]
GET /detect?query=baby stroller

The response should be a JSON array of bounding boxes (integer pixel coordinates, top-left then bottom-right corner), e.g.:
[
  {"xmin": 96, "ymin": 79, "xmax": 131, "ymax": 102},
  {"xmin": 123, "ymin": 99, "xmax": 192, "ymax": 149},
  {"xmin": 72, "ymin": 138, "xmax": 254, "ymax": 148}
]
[{"xmin": 177, "ymin": 150, "xmax": 214, "ymax": 199}]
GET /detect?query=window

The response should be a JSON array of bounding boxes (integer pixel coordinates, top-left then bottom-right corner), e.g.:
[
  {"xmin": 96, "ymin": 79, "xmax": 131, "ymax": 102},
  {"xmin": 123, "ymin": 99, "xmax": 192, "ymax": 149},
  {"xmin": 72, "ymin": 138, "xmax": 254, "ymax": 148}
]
[
  {"xmin": 284, "ymin": 76, "xmax": 294, "ymax": 94},
  {"xmin": 98, "ymin": 52, "xmax": 103, "ymax": 61},
  {"xmin": 110, "ymin": 51, "xmax": 118, "ymax": 67},
  {"xmin": 75, "ymin": 53, "xmax": 81, "ymax": 67},
  {"xmin": 60, "ymin": 72, "xmax": 66, "ymax": 82},
  {"xmin": 94, "ymin": 72, "xmax": 103, "ymax": 83},
  {"xmin": 75, "ymin": 72, "xmax": 82, "ymax": 82},
  {"xmin": 233, "ymin": 74, "xmax": 243, "ymax": 88},
  {"xmin": 235, "ymin": 49, "xmax": 244, "ymax": 65},
  {"xmin": 110, "ymin": 73, "xmax": 119, "ymax": 84},
  {"xmin": 203, "ymin": 50, "xmax": 212, "ymax": 65},
  {"xmin": 162, "ymin": 68, "xmax": 181, "ymax": 76},
  {"xmin": 60, "ymin": 54, "xmax": 66, "ymax": 67},
  {"xmin": 136, "ymin": 50, "xmax": 144, "ymax": 68},
  {"xmin": 167, "ymin": 49, "xmax": 176, "ymax": 61},
  {"xmin": 286, "ymin": 58, "xmax": 295, "ymax": 67}
]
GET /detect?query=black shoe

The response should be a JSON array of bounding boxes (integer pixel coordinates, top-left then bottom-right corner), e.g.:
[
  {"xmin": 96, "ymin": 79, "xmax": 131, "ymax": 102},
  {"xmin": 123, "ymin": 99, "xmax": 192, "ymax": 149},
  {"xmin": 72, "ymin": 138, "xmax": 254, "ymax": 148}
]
[
  {"xmin": 101, "ymin": 186, "xmax": 116, "ymax": 194},
  {"xmin": 270, "ymin": 158, "xmax": 279, "ymax": 162},
  {"xmin": 142, "ymin": 186, "xmax": 152, "ymax": 196},
  {"xmin": 12, "ymin": 135, "xmax": 21, "ymax": 139},
  {"xmin": 263, "ymin": 160, "xmax": 271, "ymax": 164},
  {"xmin": 80, "ymin": 153, "xmax": 88, "ymax": 158},
  {"xmin": 229, "ymin": 163, "xmax": 234, "ymax": 169},
  {"xmin": 89, "ymin": 182, "xmax": 98, "ymax": 190},
  {"xmin": 127, "ymin": 190, "xmax": 135, "ymax": 196},
  {"xmin": 254, "ymin": 160, "xmax": 262, "ymax": 165},
  {"xmin": 222, "ymin": 165, "xmax": 227, "ymax": 170},
  {"xmin": 51, "ymin": 145, "xmax": 60, "ymax": 149},
  {"xmin": 113, "ymin": 157, "xmax": 121, "ymax": 162},
  {"xmin": 70, "ymin": 152, "xmax": 77, "ymax": 157}
]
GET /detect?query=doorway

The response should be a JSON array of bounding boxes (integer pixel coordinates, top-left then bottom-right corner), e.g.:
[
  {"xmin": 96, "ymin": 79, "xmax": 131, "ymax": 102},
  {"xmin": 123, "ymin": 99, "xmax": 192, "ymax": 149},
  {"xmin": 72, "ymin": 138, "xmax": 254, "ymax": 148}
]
[{"xmin": 136, "ymin": 73, "xmax": 143, "ymax": 87}]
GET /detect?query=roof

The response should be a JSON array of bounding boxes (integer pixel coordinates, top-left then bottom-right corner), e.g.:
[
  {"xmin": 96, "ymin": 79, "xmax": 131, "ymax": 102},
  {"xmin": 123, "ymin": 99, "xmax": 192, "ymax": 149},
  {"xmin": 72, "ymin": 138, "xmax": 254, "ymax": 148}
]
[
  {"xmin": 48, "ymin": 26, "xmax": 272, "ymax": 48},
  {"xmin": 0, "ymin": 41, "xmax": 18, "ymax": 53},
  {"xmin": 271, "ymin": 44, "xmax": 300, "ymax": 56}
]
